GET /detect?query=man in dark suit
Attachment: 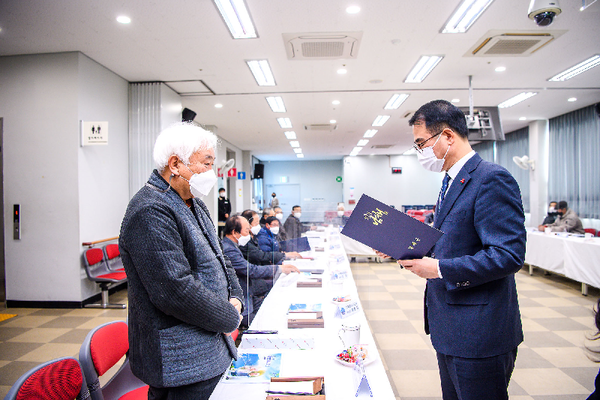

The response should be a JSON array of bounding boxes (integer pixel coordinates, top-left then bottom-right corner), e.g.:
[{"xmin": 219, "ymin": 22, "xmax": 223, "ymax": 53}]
[{"xmin": 401, "ymin": 100, "xmax": 526, "ymax": 400}]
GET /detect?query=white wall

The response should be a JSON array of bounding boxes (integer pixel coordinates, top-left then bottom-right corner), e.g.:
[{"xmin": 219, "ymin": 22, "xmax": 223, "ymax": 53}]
[
  {"xmin": 160, "ymin": 84, "xmax": 182, "ymax": 132},
  {"xmin": 77, "ymin": 54, "xmax": 129, "ymax": 300},
  {"xmin": 0, "ymin": 52, "xmax": 129, "ymax": 303},
  {"xmin": 343, "ymin": 155, "xmax": 442, "ymax": 209}
]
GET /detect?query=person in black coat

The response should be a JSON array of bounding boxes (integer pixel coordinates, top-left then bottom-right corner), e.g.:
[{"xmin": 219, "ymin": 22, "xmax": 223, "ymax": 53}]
[{"xmin": 217, "ymin": 188, "xmax": 231, "ymax": 238}]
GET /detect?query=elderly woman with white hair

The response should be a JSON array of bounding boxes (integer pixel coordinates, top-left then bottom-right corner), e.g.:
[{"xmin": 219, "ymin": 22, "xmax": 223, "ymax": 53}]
[{"xmin": 119, "ymin": 123, "xmax": 244, "ymax": 400}]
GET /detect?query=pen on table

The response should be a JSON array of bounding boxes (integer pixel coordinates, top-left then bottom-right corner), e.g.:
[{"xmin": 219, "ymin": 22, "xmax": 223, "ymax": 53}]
[{"xmin": 241, "ymin": 330, "xmax": 278, "ymax": 334}]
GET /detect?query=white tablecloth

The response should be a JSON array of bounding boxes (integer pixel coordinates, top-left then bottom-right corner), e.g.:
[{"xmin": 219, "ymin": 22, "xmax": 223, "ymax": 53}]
[
  {"xmin": 210, "ymin": 228, "xmax": 396, "ymax": 400},
  {"xmin": 525, "ymin": 231, "xmax": 600, "ymax": 289}
]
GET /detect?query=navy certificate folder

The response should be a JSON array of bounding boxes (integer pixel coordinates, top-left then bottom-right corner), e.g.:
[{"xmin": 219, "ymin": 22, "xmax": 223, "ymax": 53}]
[{"xmin": 341, "ymin": 194, "xmax": 443, "ymax": 260}]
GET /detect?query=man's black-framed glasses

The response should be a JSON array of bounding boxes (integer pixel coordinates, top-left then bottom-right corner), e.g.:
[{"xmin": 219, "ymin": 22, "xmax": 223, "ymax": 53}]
[{"xmin": 413, "ymin": 130, "xmax": 443, "ymax": 154}]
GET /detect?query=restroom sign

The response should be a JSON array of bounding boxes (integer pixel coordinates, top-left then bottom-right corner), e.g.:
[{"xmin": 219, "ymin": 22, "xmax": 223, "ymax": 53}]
[{"xmin": 81, "ymin": 121, "xmax": 108, "ymax": 146}]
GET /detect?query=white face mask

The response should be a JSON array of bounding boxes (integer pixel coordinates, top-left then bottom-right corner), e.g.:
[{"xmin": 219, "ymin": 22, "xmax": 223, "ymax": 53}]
[
  {"xmin": 237, "ymin": 233, "xmax": 251, "ymax": 246},
  {"xmin": 275, "ymin": 213, "xmax": 283, "ymax": 221},
  {"xmin": 548, "ymin": 207, "xmax": 556, "ymax": 213},
  {"xmin": 250, "ymin": 224, "xmax": 261, "ymax": 235},
  {"xmin": 417, "ymin": 134, "xmax": 450, "ymax": 173},
  {"xmin": 293, "ymin": 212, "xmax": 302, "ymax": 219},
  {"xmin": 270, "ymin": 226, "xmax": 280, "ymax": 235},
  {"xmin": 181, "ymin": 165, "xmax": 217, "ymax": 197},
  {"xmin": 219, "ymin": 192, "xmax": 226, "ymax": 198},
  {"xmin": 337, "ymin": 211, "xmax": 344, "ymax": 217}
]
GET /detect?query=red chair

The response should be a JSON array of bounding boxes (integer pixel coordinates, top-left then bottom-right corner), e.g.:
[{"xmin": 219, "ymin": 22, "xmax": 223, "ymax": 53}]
[
  {"xmin": 79, "ymin": 321, "xmax": 148, "ymax": 400},
  {"xmin": 103, "ymin": 244, "xmax": 125, "ymax": 272},
  {"xmin": 4, "ymin": 356, "xmax": 90, "ymax": 400},
  {"xmin": 584, "ymin": 228, "xmax": 597, "ymax": 236},
  {"xmin": 83, "ymin": 248, "xmax": 127, "ymax": 309}
]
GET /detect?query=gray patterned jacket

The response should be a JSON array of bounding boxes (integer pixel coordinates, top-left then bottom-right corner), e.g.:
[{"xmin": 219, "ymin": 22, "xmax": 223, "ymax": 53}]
[{"xmin": 119, "ymin": 170, "xmax": 243, "ymax": 388}]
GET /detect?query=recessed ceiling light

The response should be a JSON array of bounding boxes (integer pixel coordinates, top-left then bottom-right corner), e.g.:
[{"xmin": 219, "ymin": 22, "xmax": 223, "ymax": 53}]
[
  {"xmin": 289, "ymin": 141, "xmax": 300, "ymax": 148},
  {"xmin": 498, "ymin": 92, "xmax": 537, "ymax": 108},
  {"xmin": 548, "ymin": 54, "xmax": 600, "ymax": 81},
  {"xmin": 337, "ymin": 68, "xmax": 347, "ymax": 75},
  {"xmin": 346, "ymin": 5, "xmax": 361, "ymax": 14},
  {"xmin": 297, "ymin": 154, "xmax": 305, "ymax": 158},
  {"xmin": 441, "ymin": 0, "xmax": 495, "ymax": 33},
  {"xmin": 495, "ymin": 66, "xmax": 506, "ymax": 72},
  {"xmin": 451, "ymin": 98, "xmax": 460, "ymax": 103},
  {"xmin": 213, "ymin": 0, "xmax": 257, "ymax": 39},
  {"xmin": 384, "ymin": 94, "xmax": 409, "ymax": 110},
  {"xmin": 277, "ymin": 118, "xmax": 292, "ymax": 128},
  {"xmin": 330, "ymin": 120, "xmax": 337, "ymax": 124},
  {"xmin": 519, "ymin": 117, "xmax": 527, "ymax": 121},
  {"xmin": 246, "ymin": 60, "xmax": 276, "ymax": 86},
  {"xmin": 284, "ymin": 131, "xmax": 296, "ymax": 140},
  {"xmin": 568, "ymin": 97, "xmax": 577, "ymax": 102},
  {"xmin": 332, "ymin": 100, "xmax": 341, "ymax": 105},
  {"xmin": 349, "ymin": 146, "xmax": 363, "ymax": 156},
  {"xmin": 364, "ymin": 129, "xmax": 378, "ymax": 138},
  {"xmin": 372, "ymin": 115, "xmax": 390, "ymax": 127},
  {"xmin": 369, "ymin": 79, "xmax": 383, "ymax": 84},
  {"xmin": 293, "ymin": 148, "xmax": 302, "ymax": 154},
  {"xmin": 215, "ymin": 103, "xmax": 223, "ymax": 108},
  {"xmin": 404, "ymin": 55, "xmax": 444, "ymax": 83},
  {"xmin": 116, "ymin": 16, "xmax": 131, "ymax": 24},
  {"xmin": 266, "ymin": 96, "xmax": 286, "ymax": 112},
  {"xmin": 357, "ymin": 139, "xmax": 369, "ymax": 147}
]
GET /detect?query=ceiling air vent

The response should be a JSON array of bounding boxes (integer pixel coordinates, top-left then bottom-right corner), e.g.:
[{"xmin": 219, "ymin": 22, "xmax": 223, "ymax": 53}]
[
  {"xmin": 304, "ymin": 124, "xmax": 337, "ymax": 131},
  {"xmin": 283, "ymin": 32, "xmax": 363, "ymax": 60},
  {"xmin": 466, "ymin": 30, "xmax": 566, "ymax": 57},
  {"xmin": 371, "ymin": 144, "xmax": 393, "ymax": 149}
]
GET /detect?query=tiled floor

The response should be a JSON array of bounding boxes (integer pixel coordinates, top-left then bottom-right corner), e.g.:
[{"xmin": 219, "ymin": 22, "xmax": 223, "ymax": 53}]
[
  {"xmin": 1, "ymin": 265, "xmax": 599, "ymax": 399},
  {"xmin": 352, "ymin": 261, "xmax": 600, "ymax": 400}
]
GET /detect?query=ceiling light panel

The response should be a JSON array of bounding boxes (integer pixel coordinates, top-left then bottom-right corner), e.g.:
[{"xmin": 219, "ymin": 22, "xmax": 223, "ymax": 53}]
[
  {"xmin": 404, "ymin": 56, "xmax": 444, "ymax": 83},
  {"xmin": 548, "ymin": 54, "xmax": 600, "ymax": 82},
  {"xmin": 384, "ymin": 94, "xmax": 409, "ymax": 110},
  {"xmin": 293, "ymin": 148, "xmax": 302, "ymax": 153},
  {"xmin": 297, "ymin": 154, "xmax": 305, "ymax": 158},
  {"xmin": 277, "ymin": 118, "xmax": 292, "ymax": 128},
  {"xmin": 441, "ymin": 0, "xmax": 495, "ymax": 34},
  {"xmin": 498, "ymin": 92, "xmax": 538, "ymax": 108},
  {"xmin": 372, "ymin": 115, "xmax": 390, "ymax": 126},
  {"xmin": 246, "ymin": 60, "xmax": 276, "ymax": 86},
  {"xmin": 284, "ymin": 131, "xmax": 296, "ymax": 140},
  {"xmin": 364, "ymin": 129, "xmax": 378, "ymax": 138},
  {"xmin": 289, "ymin": 141, "xmax": 300, "ymax": 148},
  {"xmin": 266, "ymin": 96, "xmax": 286, "ymax": 112},
  {"xmin": 357, "ymin": 139, "xmax": 369, "ymax": 147},
  {"xmin": 214, "ymin": 0, "xmax": 257, "ymax": 39}
]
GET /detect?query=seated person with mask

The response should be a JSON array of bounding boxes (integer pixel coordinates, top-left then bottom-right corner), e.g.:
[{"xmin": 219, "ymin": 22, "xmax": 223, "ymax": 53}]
[
  {"xmin": 259, "ymin": 208, "xmax": 274, "ymax": 227},
  {"xmin": 538, "ymin": 200, "xmax": 585, "ymax": 234},
  {"xmin": 283, "ymin": 205, "xmax": 312, "ymax": 240},
  {"xmin": 257, "ymin": 216, "xmax": 283, "ymax": 253},
  {"xmin": 273, "ymin": 206, "xmax": 288, "ymax": 242},
  {"xmin": 239, "ymin": 210, "xmax": 301, "ymax": 265},
  {"xmin": 541, "ymin": 201, "xmax": 559, "ymax": 225},
  {"xmin": 222, "ymin": 215, "xmax": 299, "ymax": 326}
]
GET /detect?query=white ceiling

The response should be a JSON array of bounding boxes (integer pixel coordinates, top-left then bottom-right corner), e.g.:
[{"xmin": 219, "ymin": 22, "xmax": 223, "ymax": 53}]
[{"xmin": 1, "ymin": 0, "xmax": 599, "ymax": 161}]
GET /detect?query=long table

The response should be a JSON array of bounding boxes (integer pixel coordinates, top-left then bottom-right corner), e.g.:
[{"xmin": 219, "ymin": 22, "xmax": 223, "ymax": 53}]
[
  {"xmin": 525, "ymin": 230, "xmax": 600, "ymax": 295},
  {"xmin": 210, "ymin": 228, "xmax": 396, "ymax": 399}
]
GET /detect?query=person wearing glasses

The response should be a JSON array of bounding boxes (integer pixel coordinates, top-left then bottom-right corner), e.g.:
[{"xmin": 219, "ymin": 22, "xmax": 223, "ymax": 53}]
[{"xmin": 378, "ymin": 100, "xmax": 526, "ymax": 400}]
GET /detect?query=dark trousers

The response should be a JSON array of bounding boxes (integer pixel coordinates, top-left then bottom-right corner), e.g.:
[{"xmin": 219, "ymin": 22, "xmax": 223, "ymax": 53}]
[
  {"xmin": 148, "ymin": 374, "xmax": 222, "ymax": 400},
  {"xmin": 436, "ymin": 348, "xmax": 517, "ymax": 400}
]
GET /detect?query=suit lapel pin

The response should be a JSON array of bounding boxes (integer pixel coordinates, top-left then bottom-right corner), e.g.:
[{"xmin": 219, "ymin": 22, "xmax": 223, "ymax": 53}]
[{"xmin": 460, "ymin": 178, "xmax": 465, "ymax": 184}]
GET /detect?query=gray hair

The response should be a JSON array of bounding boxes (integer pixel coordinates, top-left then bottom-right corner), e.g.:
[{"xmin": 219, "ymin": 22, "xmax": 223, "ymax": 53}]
[{"xmin": 153, "ymin": 123, "xmax": 218, "ymax": 170}]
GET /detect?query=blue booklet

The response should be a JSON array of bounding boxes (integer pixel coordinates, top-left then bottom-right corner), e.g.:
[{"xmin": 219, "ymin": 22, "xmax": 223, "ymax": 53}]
[
  {"xmin": 225, "ymin": 352, "xmax": 282, "ymax": 383},
  {"xmin": 341, "ymin": 194, "xmax": 443, "ymax": 260},
  {"xmin": 280, "ymin": 236, "xmax": 311, "ymax": 252}
]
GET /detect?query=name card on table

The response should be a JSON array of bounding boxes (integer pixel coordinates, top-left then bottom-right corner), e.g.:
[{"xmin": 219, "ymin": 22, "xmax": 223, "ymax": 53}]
[
  {"xmin": 330, "ymin": 269, "xmax": 349, "ymax": 282},
  {"xmin": 335, "ymin": 300, "xmax": 360, "ymax": 319},
  {"xmin": 353, "ymin": 358, "xmax": 373, "ymax": 397},
  {"xmin": 241, "ymin": 335, "xmax": 315, "ymax": 350}
]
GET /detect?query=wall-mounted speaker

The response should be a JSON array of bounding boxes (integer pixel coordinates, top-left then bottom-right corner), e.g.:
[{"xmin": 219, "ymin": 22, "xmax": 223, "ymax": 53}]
[
  {"xmin": 182, "ymin": 108, "xmax": 197, "ymax": 122},
  {"xmin": 253, "ymin": 163, "xmax": 264, "ymax": 179}
]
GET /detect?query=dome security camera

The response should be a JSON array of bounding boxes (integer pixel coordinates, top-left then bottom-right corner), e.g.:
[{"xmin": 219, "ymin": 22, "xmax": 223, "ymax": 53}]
[{"xmin": 528, "ymin": 0, "xmax": 562, "ymax": 26}]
